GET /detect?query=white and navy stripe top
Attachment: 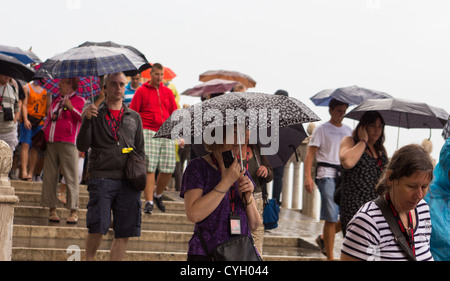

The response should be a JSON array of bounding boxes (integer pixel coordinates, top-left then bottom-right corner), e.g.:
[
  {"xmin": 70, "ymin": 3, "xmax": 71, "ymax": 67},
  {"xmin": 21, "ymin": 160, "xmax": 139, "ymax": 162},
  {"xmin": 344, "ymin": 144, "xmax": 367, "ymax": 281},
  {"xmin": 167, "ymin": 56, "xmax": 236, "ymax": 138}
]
[{"xmin": 341, "ymin": 199, "xmax": 433, "ymax": 261}]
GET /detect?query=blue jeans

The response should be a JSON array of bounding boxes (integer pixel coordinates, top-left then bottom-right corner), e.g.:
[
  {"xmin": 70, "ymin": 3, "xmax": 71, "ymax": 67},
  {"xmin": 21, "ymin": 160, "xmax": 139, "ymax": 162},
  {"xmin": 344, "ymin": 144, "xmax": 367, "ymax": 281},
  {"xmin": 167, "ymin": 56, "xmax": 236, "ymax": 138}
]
[{"xmin": 315, "ymin": 178, "xmax": 339, "ymax": 223}]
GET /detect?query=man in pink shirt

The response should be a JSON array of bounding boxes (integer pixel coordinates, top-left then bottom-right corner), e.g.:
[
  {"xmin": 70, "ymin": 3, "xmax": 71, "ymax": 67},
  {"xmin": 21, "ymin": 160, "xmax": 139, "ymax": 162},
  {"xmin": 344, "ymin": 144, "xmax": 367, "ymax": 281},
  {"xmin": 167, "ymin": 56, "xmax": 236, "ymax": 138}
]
[{"xmin": 130, "ymin": 63, "xmax": 178, "ymax": 214}]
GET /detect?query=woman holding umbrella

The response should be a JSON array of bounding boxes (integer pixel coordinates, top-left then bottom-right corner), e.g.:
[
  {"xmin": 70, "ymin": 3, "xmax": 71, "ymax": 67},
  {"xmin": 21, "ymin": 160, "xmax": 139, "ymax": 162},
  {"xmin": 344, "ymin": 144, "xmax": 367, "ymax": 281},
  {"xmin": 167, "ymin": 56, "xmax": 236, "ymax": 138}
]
[
  {"xmin": 338, "ymin": 111, "xmax": 388, "ymax": 235},
  {"xmin": 180, "ymin": 125, "xmax": 262, "ymax": 261},
  {"xmin": 41, "ymin": 77, "xmax": 85, "ymax": 224}
]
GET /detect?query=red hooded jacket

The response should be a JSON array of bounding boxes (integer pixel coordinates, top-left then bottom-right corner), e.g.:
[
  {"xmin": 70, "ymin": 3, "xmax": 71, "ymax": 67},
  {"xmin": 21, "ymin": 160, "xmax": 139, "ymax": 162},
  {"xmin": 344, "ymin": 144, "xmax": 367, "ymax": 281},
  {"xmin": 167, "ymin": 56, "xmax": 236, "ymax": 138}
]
[{"xmin": 129, "ymin": 82, "xmax": 178, "ymax": 132}]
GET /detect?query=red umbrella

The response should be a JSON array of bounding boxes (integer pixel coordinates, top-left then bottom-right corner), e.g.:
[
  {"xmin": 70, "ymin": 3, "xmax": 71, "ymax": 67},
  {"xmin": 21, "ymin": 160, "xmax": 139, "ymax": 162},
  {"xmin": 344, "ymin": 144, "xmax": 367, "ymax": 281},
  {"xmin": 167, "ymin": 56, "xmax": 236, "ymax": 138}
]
[
  {"xmin": 141, "ymin": 65, "xmax": 176, "ymax": 80},
  {"xmin": 199, "ymin": 70, "xmax": 256, "ymax": 88},
  {"xmin": 181, "ymin": 79, "xmax": 238, "ymax": 97}
]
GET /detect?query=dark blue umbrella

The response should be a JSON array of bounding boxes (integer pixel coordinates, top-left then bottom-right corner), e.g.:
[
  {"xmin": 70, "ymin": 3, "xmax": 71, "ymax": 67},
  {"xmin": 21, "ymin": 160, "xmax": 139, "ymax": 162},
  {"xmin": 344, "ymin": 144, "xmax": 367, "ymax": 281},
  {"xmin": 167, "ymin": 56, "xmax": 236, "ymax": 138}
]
[
  {"xmin": 0, "ymin": 53, "xmax": 35, "ymax": 81},
  {"xmin": 310, "ymin": 85, "xmax": 392, "ymax": 106},
  {"xmin": 0, "ymin": 45, "xmax": 35, "ymax": 65},
  {"xmin": 34, "ymin": 46, "xmax": 151, "ymax": 79}
]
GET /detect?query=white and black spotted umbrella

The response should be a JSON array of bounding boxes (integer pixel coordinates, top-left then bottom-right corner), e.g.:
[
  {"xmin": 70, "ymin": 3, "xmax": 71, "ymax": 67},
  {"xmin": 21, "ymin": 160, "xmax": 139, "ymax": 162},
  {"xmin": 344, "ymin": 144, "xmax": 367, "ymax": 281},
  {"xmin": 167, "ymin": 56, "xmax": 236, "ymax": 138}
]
[
  {"xmin": 442, "ymin": 116, "xmax": 450, "ymax": 140},
  {"xmin": 154, "ymin": 92, "xmax": 320, "ymax": 140}
]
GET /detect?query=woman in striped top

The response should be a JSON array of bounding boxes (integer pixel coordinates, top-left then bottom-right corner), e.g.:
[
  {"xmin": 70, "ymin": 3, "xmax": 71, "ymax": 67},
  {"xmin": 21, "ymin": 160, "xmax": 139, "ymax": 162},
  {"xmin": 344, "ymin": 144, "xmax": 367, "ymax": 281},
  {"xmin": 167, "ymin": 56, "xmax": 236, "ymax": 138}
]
[{"xmin": 341, "ymin": 144, "xmax": 434, "ymax": 261}]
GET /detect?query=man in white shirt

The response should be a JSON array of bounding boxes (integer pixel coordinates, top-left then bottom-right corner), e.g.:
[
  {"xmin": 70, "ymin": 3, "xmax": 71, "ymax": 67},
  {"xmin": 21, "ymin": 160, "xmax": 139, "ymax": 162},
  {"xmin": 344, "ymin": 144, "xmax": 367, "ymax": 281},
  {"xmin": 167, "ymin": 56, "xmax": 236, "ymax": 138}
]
[{"xmin": 304, "ymin": 98, "xmax": 352, "ymax": 260}]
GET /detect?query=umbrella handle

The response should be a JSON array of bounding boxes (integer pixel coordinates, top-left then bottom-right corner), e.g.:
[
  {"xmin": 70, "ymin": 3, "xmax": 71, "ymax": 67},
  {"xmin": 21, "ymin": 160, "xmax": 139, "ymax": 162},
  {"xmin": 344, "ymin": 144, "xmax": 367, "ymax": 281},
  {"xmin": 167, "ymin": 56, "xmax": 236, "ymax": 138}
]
[{"xmin": 289, "ymin": 144, "xmax": 299, "ymax": 162}]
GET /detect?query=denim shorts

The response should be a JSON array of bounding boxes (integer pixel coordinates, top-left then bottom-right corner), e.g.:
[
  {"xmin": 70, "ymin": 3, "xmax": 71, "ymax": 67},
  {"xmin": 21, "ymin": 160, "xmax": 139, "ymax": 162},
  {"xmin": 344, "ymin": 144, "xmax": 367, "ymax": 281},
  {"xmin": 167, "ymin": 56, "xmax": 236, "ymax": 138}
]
[
  {"xmin": 19, "ymin": 123, "xmax": 43, "ymax": 146},
  {"xmin": 86, "ymin": 178, "xmax": 142, "ymax": 238},
  {"xmin": 315, "ymin": 177, "xmax": 339, "ymax": 223}
]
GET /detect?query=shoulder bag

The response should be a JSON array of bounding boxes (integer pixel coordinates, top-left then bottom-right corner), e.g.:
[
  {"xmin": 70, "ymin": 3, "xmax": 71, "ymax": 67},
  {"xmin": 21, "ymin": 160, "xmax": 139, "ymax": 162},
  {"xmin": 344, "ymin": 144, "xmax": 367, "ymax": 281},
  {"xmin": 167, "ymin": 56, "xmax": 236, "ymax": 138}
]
[
  {"xmin": 374, "ymin": 196, "xmax": 417, "ymax": 261},
  {"xmin": 121, "ymin": 132, "xmax": 147, "ymax": 191}
]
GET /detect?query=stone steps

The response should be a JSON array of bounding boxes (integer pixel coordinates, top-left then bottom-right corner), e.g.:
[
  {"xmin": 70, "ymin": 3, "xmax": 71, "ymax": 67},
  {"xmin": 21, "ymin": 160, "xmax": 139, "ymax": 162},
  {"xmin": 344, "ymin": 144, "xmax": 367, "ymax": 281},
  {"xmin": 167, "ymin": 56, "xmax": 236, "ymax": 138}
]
[{"xmin": 10, "ymin": 180, "xmax": 328, "ymax": 261}]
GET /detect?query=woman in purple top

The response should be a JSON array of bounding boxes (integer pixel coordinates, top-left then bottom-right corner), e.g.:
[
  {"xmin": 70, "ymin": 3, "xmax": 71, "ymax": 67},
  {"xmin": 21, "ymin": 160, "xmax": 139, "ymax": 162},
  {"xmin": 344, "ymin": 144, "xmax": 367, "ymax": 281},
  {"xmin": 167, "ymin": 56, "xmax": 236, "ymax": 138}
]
[{"xmin": 180, "ymin": 127, "xmax": 262, "ymax": 261}]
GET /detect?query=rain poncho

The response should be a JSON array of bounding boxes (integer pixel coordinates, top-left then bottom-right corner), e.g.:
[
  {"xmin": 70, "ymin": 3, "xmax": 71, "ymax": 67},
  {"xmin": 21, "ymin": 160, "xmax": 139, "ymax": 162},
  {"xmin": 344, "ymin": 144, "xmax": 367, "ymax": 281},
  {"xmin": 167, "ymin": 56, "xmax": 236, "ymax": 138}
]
[{"xmin": 425, "ymin": 138, "xmax": 450, "ymax": 261}]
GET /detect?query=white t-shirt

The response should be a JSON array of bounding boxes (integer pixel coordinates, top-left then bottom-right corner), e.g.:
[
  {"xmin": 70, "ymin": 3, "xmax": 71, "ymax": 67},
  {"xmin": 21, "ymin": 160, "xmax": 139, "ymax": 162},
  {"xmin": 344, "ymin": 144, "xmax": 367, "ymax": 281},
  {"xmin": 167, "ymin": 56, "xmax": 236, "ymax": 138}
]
[{"xmin": 308, "ymin": 121, "xmax": 352, "ymax": 178}]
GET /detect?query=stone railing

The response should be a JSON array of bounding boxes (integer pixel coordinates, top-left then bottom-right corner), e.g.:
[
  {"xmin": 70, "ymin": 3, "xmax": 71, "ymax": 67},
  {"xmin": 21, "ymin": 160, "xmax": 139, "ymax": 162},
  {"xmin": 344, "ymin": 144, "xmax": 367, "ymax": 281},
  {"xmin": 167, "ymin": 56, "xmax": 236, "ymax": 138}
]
[{"xmin": 0, "ymin": 140, "xmax": 19, "ymax": 261}]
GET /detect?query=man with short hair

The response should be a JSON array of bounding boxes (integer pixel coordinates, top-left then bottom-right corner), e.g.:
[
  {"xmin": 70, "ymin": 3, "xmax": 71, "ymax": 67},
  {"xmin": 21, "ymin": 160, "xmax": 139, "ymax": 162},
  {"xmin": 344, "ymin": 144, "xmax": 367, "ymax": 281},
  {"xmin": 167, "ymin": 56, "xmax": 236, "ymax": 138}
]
[
  {"xmin": 124, "ymin": 73, "xmax": 141, "ymax": 106},
  {"xmin": 303, "ymin": 98, "xmax": 352, "ymax": 260},
  {"xmin": 77, "ymin": 72, "xmax": 145, "ymax": 261},
  {"xmin": 130, "ymin": 63, "xmax": 178, "ymax": 214}
]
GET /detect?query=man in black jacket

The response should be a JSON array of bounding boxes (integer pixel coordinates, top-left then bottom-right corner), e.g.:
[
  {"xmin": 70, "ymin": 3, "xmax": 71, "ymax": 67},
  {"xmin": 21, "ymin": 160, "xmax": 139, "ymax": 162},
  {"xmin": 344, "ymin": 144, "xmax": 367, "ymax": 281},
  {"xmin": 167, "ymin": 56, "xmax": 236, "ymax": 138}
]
[{"xmin": 77, "ymin": 72, "xmax": 145, "ymax": 261}]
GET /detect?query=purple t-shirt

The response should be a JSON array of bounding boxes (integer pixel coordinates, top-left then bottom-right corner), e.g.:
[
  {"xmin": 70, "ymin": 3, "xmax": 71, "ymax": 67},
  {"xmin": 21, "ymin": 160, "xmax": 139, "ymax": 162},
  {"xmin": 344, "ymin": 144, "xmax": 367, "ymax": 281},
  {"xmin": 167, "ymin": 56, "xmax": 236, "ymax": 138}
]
[{"xmin": 180, "ymin": 157, "xmax": 254, "ymax": 257}]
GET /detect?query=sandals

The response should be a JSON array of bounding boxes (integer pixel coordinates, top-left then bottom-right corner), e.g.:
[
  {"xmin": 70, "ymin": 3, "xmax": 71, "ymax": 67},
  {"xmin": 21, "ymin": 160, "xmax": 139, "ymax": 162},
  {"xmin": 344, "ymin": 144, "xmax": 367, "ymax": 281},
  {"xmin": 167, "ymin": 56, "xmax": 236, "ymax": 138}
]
[
  {"xmin": 49, "ymin": 209, "xmax": 60, "ymax": 223},
  {"xmin": 49, "ymin": 209, "xmax": 78, "ymax": 224},
  {"xmin": 66, "ymin": 210, "xmax": 78, "ymax": 224}
]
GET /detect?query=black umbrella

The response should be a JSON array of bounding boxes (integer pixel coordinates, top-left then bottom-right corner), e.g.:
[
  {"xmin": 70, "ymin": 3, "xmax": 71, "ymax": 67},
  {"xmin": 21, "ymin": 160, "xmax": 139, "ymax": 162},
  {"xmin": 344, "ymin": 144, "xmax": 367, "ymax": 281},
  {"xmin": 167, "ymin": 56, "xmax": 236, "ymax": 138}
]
[
  {"xmin": 259, "ymin": 124, "xmax": 307, "ymax": 168},
  {"xmin": 0, "ymin": 53, "xmax": 35, "ymax": 81},
  {"xmin": 311, "ymin": 85, "xmax": 393, "ymax": 106},
  {"xmin": 190, "ymin": 124, "xmax": 307, "ymax": 169},
  {"xmin": 346, "ymin": 98, "xmax": 449, "ymax": 148},
  {"xmin": 78, "ymin": 41, "xmax": 148, "ymax": 61},
  {"xmin": 34, "ymin": 46, "xmax": 151, "ymax": 79},
  {"xmin": 345, "ymin": 98, "xmax": 448, "ymax": 129}
]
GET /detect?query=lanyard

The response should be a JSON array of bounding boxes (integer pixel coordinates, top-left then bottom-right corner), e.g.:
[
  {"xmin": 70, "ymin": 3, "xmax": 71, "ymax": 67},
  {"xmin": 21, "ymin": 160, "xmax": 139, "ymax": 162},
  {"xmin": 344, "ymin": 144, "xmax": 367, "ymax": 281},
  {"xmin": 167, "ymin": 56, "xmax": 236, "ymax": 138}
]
[
  {"xmin": 386, "ymin": 193, "xmax": 415, "ymax": 256},
  {"xmin": 237, "ymin": 146, "xmax": 250, "ymax": 171},
  {"xmin": 107, "ymin": 107, "xmax": 124, "ymax": 140},
  {"xmin": 210, "ymin": 152, "xmax": 237, "ymax": 216}
]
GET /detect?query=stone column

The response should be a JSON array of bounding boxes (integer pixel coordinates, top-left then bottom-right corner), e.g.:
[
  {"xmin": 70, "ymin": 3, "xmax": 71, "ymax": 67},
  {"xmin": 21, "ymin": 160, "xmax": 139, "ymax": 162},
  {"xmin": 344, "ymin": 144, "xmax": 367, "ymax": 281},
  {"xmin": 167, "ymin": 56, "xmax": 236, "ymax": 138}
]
[{"xmin": 0, "ymin": 141, "xmax": 19, "ymax": 261}]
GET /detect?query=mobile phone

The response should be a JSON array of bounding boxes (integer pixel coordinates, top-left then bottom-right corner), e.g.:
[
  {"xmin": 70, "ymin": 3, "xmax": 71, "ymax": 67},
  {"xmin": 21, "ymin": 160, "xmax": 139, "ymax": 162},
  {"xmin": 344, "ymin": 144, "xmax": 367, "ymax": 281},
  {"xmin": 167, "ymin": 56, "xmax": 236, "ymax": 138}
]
[{"xmin": 222, "ymin": 150, "xmax": 234, "ymax": 168}]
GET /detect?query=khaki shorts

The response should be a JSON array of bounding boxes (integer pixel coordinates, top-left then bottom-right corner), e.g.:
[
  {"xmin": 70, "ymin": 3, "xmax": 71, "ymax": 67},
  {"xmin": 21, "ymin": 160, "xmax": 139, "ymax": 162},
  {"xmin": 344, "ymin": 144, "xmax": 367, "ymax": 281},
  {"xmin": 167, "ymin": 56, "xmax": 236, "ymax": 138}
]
[{"xmin": 143, "ymin": 129, "xmax": 176, "ymax": 173}]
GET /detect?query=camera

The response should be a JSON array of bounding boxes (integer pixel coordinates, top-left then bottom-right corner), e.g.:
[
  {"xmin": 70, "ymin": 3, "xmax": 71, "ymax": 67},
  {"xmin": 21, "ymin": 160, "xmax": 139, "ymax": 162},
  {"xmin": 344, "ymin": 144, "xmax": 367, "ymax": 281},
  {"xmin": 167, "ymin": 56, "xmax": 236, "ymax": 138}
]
[{"xmin": 3, "ymin": 107, "xmax": 13, "ymax": 121}]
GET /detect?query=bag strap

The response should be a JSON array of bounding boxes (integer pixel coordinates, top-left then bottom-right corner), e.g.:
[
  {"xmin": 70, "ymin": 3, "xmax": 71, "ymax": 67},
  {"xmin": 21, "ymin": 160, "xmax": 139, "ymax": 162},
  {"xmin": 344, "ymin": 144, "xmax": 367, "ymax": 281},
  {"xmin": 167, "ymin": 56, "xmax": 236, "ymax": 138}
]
[
  {"xmin": 196, "ymin": 228, "xmax": 212, "ymax": 259},
  {"xmin": 374, "ymin": 196, "xmax": 417, "ymax": 261}
]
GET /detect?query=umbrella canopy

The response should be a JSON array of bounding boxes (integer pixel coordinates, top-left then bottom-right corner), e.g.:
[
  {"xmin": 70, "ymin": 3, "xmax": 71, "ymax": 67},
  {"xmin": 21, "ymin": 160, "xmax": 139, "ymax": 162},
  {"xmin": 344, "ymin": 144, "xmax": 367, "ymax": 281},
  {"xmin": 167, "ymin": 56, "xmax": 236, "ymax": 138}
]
[
  {"xmin": 190, "ymin": 123, "xmax": 307, "ymax": 168},
  {"xmin": 34, "ymin": 46, "xmax": 151, "ymax": 79},
  {"xmin": 0, "ymin": 45, "xmax": 35, "ymax": 64},
  {"xmin": 260, "ymin": 124, "xmax": 307, "ymax": 168},
  {"xmin": 154, "ymin": 92, "xmax": 320, "ymax": 140},
  {"xmin": 26, "ymin": 49, "xmax": 42, "ymax": 64},
  {"xmin": 181, "ymin": 79, "xmax": 238, "ymax": 97},
  {"xmin": 199, "ymin": 70, "xmax": 256, "ymax": 88},
  {"xmin": 79, "ymin": 41, "xmax": 148, "ymax": 60},
  {"xmin": 0, "ymin": 53, "xmax": 35, "ymax": 81},
  {"xmin": 310, "ymin": 85, "xmax": 393, "ymax": 106},
  {"xmin": 141, "ymin": 65, "xmax": 176, "ymax": 80},
  {"xmin": 442, "ymin": 116, "xmax": 450, "ymax": 140},
  {"xmin": 37, "ymin": 77, "xmax": 101, "ymax": 100},
  {"xmin": 345, "ymin": 98, "xmax": 449, "ymax": 129}
]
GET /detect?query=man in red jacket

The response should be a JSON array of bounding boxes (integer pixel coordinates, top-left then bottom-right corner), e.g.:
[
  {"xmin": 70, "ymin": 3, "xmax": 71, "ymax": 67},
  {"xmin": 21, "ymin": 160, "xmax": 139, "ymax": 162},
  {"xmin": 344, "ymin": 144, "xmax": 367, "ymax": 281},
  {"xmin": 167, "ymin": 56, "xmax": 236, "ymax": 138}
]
[{"xmin": 130, "ymin": 63, "xmax": 178, "ymax": 214}]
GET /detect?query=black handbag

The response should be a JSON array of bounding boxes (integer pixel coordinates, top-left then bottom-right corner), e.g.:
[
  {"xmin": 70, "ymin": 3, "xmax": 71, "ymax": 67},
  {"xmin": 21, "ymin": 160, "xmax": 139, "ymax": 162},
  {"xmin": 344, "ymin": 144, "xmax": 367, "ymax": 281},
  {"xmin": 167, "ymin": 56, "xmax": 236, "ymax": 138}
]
[
  {"xmin": 121, "ymin": 133, "xmax": 147, "ymax": 191},
  {"xmin": 197, "ymin": 228, "xmax": 262, "ymax": 261}
]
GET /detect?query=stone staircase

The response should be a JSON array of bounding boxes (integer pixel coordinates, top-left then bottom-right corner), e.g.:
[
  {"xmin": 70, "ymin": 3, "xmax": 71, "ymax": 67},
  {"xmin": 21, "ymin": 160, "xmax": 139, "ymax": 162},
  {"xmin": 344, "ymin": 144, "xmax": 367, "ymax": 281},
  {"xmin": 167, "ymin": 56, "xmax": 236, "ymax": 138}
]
[{"xmin": 10, "ymin": 180, "xmax": 334, "ymax": 261}]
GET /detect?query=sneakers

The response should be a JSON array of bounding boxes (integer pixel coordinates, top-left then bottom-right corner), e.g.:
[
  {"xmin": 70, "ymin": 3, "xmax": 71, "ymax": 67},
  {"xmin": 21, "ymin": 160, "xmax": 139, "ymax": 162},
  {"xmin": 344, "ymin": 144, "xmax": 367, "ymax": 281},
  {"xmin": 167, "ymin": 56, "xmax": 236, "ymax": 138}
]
[
  {"xmin": 315, "ymin": 235, "xmax": 327, "ymax": 257},
  {"xmin": 143, "ymin": 194, "xmax": 166, "ymax": 214},
  {"xmin": 144, "ymin": 201, "xmax": 154, "ymax": 214},
  {"xmin": 154, "ymin": 195, "xmax": 166, "ymax": 212}
]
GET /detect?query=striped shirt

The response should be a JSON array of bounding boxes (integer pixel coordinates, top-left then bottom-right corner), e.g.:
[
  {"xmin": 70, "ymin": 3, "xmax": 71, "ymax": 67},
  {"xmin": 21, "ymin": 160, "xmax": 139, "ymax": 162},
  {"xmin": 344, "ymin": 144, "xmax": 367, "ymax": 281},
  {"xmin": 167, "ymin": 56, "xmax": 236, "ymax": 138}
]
[{"xmin": 341, "ymin": 199, "xmax": 433, "ymax": 261}]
